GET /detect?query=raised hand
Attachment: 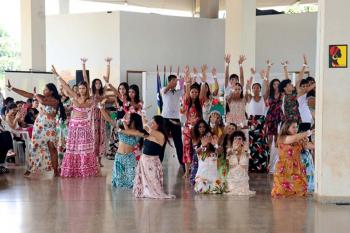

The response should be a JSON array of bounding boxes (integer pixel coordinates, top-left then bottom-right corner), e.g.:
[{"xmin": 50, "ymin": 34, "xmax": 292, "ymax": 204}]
[
  {"xmin": 281, "ymin": 60, "xmax": 289, "ymax": 66},
  {"xmin": 33, "ymin": 87, "xmax": 37, "ymax": 95},
  {"xmin": 105, "ymin": 57, "xmax": 112, "ymax": 64},
  {"xmin": 250, "ymin": 68, "xmax": 256, "ymax": 75},
  {"xmin": 80, "ymin": 57, "xmax": 88, "ymax": 64},
  {"xmin": 102, "ymin": 75, "xmax": 108, "ymax": 83},
  {"xmin": 51, "ymin": 65, "xmax": 59, "ymax": 76},
  {"xmin": 6, "ymin": 80, "xmax": 11, "ymax": 89},
  {"xmin": 225, "ymin": 54, "xmax": 231, "ymax": 64},
  {"xmin": 201, "ymin": 64, "xmax": 208, "ymax": 74},
  {"xmin": 184, "ymin": 66, "xmax": 191, "ymax": 83},
  {"xmin": 303, "ymin": 54, "xmax": 308, "ymax": 65},
  {"xmin": 193, "ymin": 67, "xmax": 198, "ymax": 76},
  {"xmin": 260, "ymin": 69, "xmax": 268, "ymax": 81},
  {"xmin": 238, "ymin": 55, "xmax": 246, "ymax": 65},
  {"xmin": 211, "ymin": 67, "xmax": 217, "ymax": 77},
  {"xmin": 267, "ymin": 60, "xmax": 274, "ymax": 67}
]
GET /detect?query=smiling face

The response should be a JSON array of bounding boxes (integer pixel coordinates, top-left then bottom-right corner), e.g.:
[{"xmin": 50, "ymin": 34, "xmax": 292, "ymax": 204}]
[
  {"xmin": 252, "ymin": 84, "xmax": 261, "ymax": 96},
  {"xmin": 43, "ymin": 86, "xmax": 53, "ymax": 97},
  {"xmin": 233, "ymin": 84, "xmax": 242, "ymax": 96},
  {"xmin": 118, "ymin": 85, "xmax": 127, "ymax": 96},
  {"xmin": 198, "ymin": 122, "xmax": 206, "ymax": 135},
  {"xmin": 284, "ymin": 83, "xmax": 294, "ymax": 94},
  {"xmin": 190, "ymin": 88, "xmax": 199, "ymax": 100},
  {"xmin": 225, "ymin": 124, "xmax": 236, "ymax": 135},
  {"xmin": 288, "ymin": 122, "xmax": 298, "ymax": 135},
  {"xmin": 210, "ymin": 112, "xmax": 220, "ymax": 124},
  {"xmin": 94, "ymin": 80, "xmax": 102, "ymax": 90}
]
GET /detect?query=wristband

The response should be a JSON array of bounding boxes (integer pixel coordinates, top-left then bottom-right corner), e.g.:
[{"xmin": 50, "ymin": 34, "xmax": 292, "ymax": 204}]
[
  {"xmin": 213, "ymin": 76, "xmax": 217, "ymax": 79},
  {"xmin": 303, "ymin": 64, "xmax": 308, "ymax": 67},
  {"xmin": 267, "ymin": 63, "xmax": 272, "ymax": 67},
  {"xmin": 307, "ymin": 130, "xmax": 312, "ymax": 137},
  {"xmin": 239, "ymin": 64, "xmax": 243, "ymax": 68}
]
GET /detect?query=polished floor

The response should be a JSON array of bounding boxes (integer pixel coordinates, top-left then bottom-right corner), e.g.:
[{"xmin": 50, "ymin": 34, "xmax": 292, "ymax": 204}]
[{"xmin": 1, "ymin": 151, "xmax": 350, "ymax": 233}]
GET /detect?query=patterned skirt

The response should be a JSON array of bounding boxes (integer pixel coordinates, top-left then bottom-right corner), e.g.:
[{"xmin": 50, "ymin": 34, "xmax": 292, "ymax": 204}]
[
  {"xmin": 194, "ymin": 158, "xmax": 224, "ymax": 194},
  {"xmin": 112, "ymin": 152, "xmax": 136, "ymax": 189},
  {"xmin": 300, "ymin": 150, "xmax": 314, "ymax": 193},
  {"xmin": 248, "ymin": 115, "xmax": 269, "ymax": 173},
  {"xmin": 182, "ymin": 125, "xmax": 192, "ymax": 164},
  {"xmin": 189, "ymin": 149, "xmax": 199, "ymax": 185},
  {"xmin": 133, "ymin": 154, "xmax": 175, "ymax": 199},
  {"xmin": 92, "ymin": 107, "xmax": 106, "ymax": 158},
  {"xmin": 60, "ymin": 118, "xmax": 100, "ymax": 178}
]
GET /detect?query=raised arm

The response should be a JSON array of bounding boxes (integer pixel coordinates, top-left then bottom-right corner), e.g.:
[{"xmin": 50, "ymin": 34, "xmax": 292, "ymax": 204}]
[
  {"xmin": 199, "ymin": 64, "xmax": 208, "ymax": 102},
  {"xmin": 184, "ymin": 66, "xmax": 191, "ymax": 100},
  {"xmin": 238, "ymin": 55, "xmax": 246, "ymax": 87},
  {"xmin": 224, "ymin": 54, "xmax": 231, "ymax": 88},
  {"xmin": 6, "ymin": 80, "xmax": 34, "ymax": 99},
  {"xmin": 266, "ymin": 60, "xmax": 273, "ymax": 80},
  {"xmin": 296, "ymin": 55, "xmax": 308, "ymax": 95},
  {"xmin": 245, "ymin": 74, "xmax": 253, "ymax": 103},
  {"xmin": 281, "ymin": 60, "xmax": 289, "ymax": 80},
  {"xmin": 211, "ymin": 67, "xmax": 219, "ymax": 96},
  {"xmin": 104, "ymin": 57, "xmax": 112, "ymax": 83},
  {"xmin": 52, "ymin": 65, "xmax": 78, "ymax": 99},
  {"xmin": 259, "ymin": 69, "xmax": 269, "ymax": 101},
  {"xmin": 99, "ymin": 100, "xmax": 115, "ymax": 126}
]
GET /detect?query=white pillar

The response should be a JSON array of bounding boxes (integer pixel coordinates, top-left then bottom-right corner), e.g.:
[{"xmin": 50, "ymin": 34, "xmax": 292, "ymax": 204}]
[
  {"xmin": 200, "ymin": 0, "xmax": 219, "ymax": 18},
  {"xmin": 59, "ymin": 0, "xmax": 70, "ymax": 14},
  {"xmin": 314, "ymin": 0, "xmax": 350, "ymax": 203},
  {"xmin": 225, "ymin": 0, "xmax": 256, "ymax": 78},
  {"xmin": 20, "ymin": 0, "xmax": 46, "ymax": 71}
]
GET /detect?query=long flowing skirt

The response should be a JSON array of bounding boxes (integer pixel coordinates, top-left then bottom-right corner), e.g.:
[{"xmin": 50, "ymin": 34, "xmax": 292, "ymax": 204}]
[
  {"xmin": 92, "ymin": 107, "xmax": 106, "ymax": 158},
  {"xmin": 189, "ymin": 148, "xmax": 198, "ymax": 185},
  {"xmin": 133, "ymin": 154, "xmax": 175, "ymax": 199},
  {"xmin": 112, "ymin": 152, "xmax": 136, "ymax": 189},
  {"xmin": 57, "ymin": 119, "xmax": 69, "ymax": 166},
  {"xmin": 60, "ymin": 118, "xmax": 100, "ymax": 177},
  {"xmin": 182, "ymin": 126, "xmax": 192, "ymax": 164},
  {"xmin": 27, "ymin": 114, "xmax": 57, "ymax": 173},
  {"xmin": 226, "ymin": 166, "xmax": 255, "ymax": 196},
  {"xmin": 194, "ymin": 158, "xmax": 223, "ymax": 194},
  {"xmin": 248, "ymin": 115, "xmax": 269, "ymax": 173},
  {"xmin": 300, "ymin": 150, "xmax": 314, "ymax": 193}
]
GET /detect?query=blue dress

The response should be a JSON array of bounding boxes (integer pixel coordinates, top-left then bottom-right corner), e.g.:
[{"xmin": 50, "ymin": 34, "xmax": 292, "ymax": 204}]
[
  {"xmin": 111, "ymin": 132, "xmax": 140, "ymax": 189},
  {"xmin": 300, "ymin": 149, "xmax": 314, "ymax": 193}
]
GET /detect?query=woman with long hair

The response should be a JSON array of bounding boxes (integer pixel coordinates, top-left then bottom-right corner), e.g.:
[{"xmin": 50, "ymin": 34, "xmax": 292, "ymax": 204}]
[
  {"xmin": 124, "ymin": 84, "xmax": 143, "ymax": 114},
  {"xmin": 7, "ymin": 80, "xmax": 66, "ymax": 177},
  {"xmin": 189, "ymin": 119, "xmax": 211, "ymax": 185},
  {"xmin": 53, "ymin": 65, "xmax": 100, "ymax": 178},
  {"xmin": 271, "ymin": 120, "xmax": 314, "ymax": 197},
  {"xmin": 133, "ymin": 114, "xmax": 175, "ymax": 199},
  {"xmin": 81, "ymin": 57, "xmax": 111, "ymax": 167},
  {"xmin": 225, "ymin": 130, "xmax": 255, "ymax": 195},
  {"xmin": 200, "ymin": 65, "xmax": 219, "ymax": 122},
  {"xmin": 182, "ymin": 66, "xmax": 205, "ymax": 178}
]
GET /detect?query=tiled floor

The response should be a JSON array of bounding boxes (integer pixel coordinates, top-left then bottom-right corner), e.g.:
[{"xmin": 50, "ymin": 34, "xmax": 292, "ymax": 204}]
[{"xmin": 1, "ymin": 153, "xmax": 350, "ymax": 233}]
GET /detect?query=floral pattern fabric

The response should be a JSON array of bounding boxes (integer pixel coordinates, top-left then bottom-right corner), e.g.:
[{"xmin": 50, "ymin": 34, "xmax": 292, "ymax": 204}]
[
  {"xmin": 27, "ymin": 104, "xmax": 57, "ymax": 173},
  {"xmin": 283, "ymin": 92, "xmax": 301, "ymax": 124},
  {"xmin": 271, "ymin": 142, "xmax": 307, "ymax": 197},
  {"xmin": 248, "ymin": 115, "xmax": 269, "ymax": 173},
  {"xmin": 112, "ymin": 152, "xmax": 137, "ymax": 189},
  {"xmin": 266, "ymin": 96, "xmax": 283, "ymax": 136},
  {"xmin": 300, "ymin": 149, "xmax": 314, "ymax": 193},
  {"xmin": 91, "ymin": 102, "xmax": 106, "ymax": 158}
]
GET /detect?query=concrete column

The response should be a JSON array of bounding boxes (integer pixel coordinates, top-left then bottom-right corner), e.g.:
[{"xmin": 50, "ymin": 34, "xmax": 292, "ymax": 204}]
[
  {"xmin": 225, "ymin": 0, "xmax": 256, "ymax": 79},
  {"xmin": 314, "ymin": 0, "xmax": 350, "ymax": 203},
  {"xmin": 20, "ymin": 0, "xmax": 46, "ymax": 71},
  {"xmin": 59, "ymin": 0, "xmax": 70, "ymax": 14},
  {"xmin": 200, "ymin": 0, "xmax": 219, "ymax": 18}
]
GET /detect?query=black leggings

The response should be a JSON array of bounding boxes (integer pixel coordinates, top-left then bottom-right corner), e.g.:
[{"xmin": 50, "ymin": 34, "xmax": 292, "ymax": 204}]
[{"xmin": 0, "ymin": 131, "xmax": 13, "ymax": 164}]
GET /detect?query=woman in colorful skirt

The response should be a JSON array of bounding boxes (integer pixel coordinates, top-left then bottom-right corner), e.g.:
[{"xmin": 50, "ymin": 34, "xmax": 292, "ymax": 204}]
[
  {"xmin": 194, "ymin": 132, "xmax": 223, "ymax": 194},
  {"xmin": 182, "ymin": 66, "xmax": 205, "ymax": 178},
  {"xmin": 132, "ymin": 115, "xmax": 175, "ymax": 199},
  {"xmin": 54, "ymin": 66, "xmax": 100, "ymax": 178},
  {"xmin": 7, "ymin": 80, "xmax": 66, "ymax": 177},
  {"xmin": 189, "ymin": 119, "xmax": 211, "ymax": 185},
  {"xmin": 300, "ymin": 141, "xmax": 315, "ymax": 193},
  {"xmin": 246, "ymin": 72, "xmax": 269, "ymax": 173},
  {"xmin": 271, "ymin": 120, "xmax": 314, "ymax": 197},
  {"xmin": 81, "ymin": 58, "xmax": 112, "ymax": 166},
  {"xmin": 225, "ymin": 131, "xmax": 255, "ymax": 196}
]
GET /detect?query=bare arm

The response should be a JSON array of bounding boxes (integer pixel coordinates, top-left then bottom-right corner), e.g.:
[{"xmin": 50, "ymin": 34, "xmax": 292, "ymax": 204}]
[
  {"xmin": 184, "ymin": 66, "xmax": 191, "ymax": 100},
  {"xmin": 52, "ymin": 65, "xmax": 78, "ymax": 99},
  {"xmin": 100, "ymin": 107, "xmax": 115, "ymax": 126},
  {"xmin": 34, "ymin": 94, "xmax": 58, "ymax": 107},
  {"xmin": 224, "ymin": 54, "xmax": 231, "ymax": 88},
  {"xmin": 199, "ymin": 64, "xmax": 208, "ymax": 102},
  {"xmin": 212, "ymin": 67, "xmax": 219, "ymax": 96},
  {"xmin": 104, "ymin": 57, "xmax": 112, "ymax": 83},
  {"xmin": 6, "ymin": 80, "xmax": 34, "ymax": 99},
  {"xmin": 238, "ymin": 55, "xmax": 246, "ymax": 87},
  {"xmin": 296, "ymin": 55, "xmax": 308, "ymax": 96},
  {"xmin": 281, "ymin": 61, "xmax": 289, "ymax": 80},
  {"xmin": 282, "ymin": 130, "xmax": 314, "ymax": 144}
]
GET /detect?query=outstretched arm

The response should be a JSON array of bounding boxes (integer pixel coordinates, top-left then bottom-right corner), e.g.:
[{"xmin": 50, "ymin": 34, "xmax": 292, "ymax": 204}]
[
  {"xmin": 6, "ymin": 80, "xmax": 34, "ymax": 99},
  {"xmin": 199, "ymin": 64, "xmax": 208, "ymax": 102},
  {"xmin": 81, "ymin": 58, "xmax": 91, "ymax": 94},
  {"xmin": 281, "ymin": 60, "xmax": 289, "ymax": 80},
  {"xmin": 296, "ymin": 55, "xmax": 308, "ymax": 96},
  {"xmin": 238, "ymin": 55, "xmax": 246, "ymax": 87},
  {"xmin": 52, "ymin": 65, "xmax": 78, "ymax": 99},
  {"xmin": 224, "ymin": 54, "xmax": 231, "ymax": 88},
  {"xmin": 212, "ymin": 67, "xmax": 219, "ymax": 96}
]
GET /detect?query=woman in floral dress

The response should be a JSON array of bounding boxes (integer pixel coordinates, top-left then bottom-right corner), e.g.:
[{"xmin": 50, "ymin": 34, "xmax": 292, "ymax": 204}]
[
  {"xmin": 271, "ymin": 120, "xmax": 314, "ymax": 197},
  {"xmin": 7, "ymin": 80, "xmax": 66, "ymax": 177}
]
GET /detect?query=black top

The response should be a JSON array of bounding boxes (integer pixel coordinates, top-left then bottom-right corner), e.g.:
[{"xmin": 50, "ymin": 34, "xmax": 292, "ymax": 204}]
[{"xmin": 142, "ymin": 140, "xmax": 163, "ymax": 156}]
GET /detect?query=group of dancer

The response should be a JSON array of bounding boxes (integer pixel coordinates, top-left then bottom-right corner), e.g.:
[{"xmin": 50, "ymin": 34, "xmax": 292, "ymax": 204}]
[{"xmin": 3, "ymin": 53, "xmax": 316, "ymax": 198}]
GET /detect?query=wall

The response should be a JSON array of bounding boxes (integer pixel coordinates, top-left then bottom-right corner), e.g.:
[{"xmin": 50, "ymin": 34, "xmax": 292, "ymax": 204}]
[
  {"xmin": 314, "ymin": 0, "xmax": 350, "ymax": 201},
  {"xmin": 119, "ymin": 11, "xmax": 225, "ymax": 82},
  {"xmin": 46, "ymin": 12, "xmax": 120, "ymax": 84},
  {"xmin": 256, "ymin": 13, "xmax": 317, "ymax": 77}
]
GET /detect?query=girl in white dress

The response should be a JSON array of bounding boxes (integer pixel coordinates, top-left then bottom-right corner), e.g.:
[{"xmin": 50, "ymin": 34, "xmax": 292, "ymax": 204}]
[{"xmin": 225, "ymin": 130, "xmax": 255, "ymax": 196}]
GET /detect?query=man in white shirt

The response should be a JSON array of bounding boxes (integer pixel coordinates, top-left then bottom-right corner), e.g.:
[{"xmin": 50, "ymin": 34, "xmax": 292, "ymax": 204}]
[{"xmin": 161, "ymin": 74, "xmax": 185, "ymax": 171}]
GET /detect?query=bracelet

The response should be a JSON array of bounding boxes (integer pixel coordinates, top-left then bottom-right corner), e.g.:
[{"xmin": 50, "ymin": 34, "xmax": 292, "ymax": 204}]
[
  {"xmin": 213, "ymin": 76, "xmax": 217, "ymax": 79},
  {"xmin": 239, "ymin": 64, "xmax": 243, "ymax": 67},
  {"xmin": 307, "ymin": 130, "xmax": 312, "ymax": 137},
  {"xmin": 268, "ymin": 63, "xmax": 272, "ymax": 67},
  {"xmin": 303, "ymin": 64, "xmax": 308, "ymax": 67}
]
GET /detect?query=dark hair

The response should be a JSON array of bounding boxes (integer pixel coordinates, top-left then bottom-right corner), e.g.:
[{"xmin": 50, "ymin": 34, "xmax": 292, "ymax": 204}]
[
  {"xmin": 193, "ymin": 119, "xmax": 210, "ymax": 142},
  {"xmin": 7, "ymin": 103, "xmax": 18, "ymax": 111},
  {"xmin": 4, "ymin": 97, "xmax": 14, "ymax": 106},
  {"xmin": 78, "ymin": 81, "xmax": 90, "ymax": 99},
  {"xmin": 92, "ymin": 79, "xmax": 104, "ymax": 96},
  {"xmin": 46, "ymin": 83, "xmax": 67, "ymax": 121},
  {"xmin": 306, "ymin": 76, "xmax": 315, "ymax": 83},
  {"xmin": 299, "ymin": 79, "xmax": 309, "ymax": 87},
  {"xmin": 229, "ymin": 74, "xmax": 239, "ymax": 81},
  {"xmin": 153, "ymin": 115, "xmax": 170, "ymax": 146},
  {"xmin": 26, "ymin": 98, "xmax": 33, "ymax": 104},
  {"xmin": 252, "ymin": 83, "xmax": 262, "ymax": 89},
  {"xmin": 232, "ymin": 130, "xmax": 246, "ymax": 142},
  {"xmin": 269, "ymin": 79, "xmax": 280, "ymax": 99},
  {"xmin": 15, "ymin": 101, "xmax": 25, "ymax": 105},
  {"xmin": 278, "ymin": 119, "xmax": 298, "ymax": 145},
  {"xmin": 187, "ymin": 83, "xmax": 203, "ymax": 118},
  {"xmin": 235, "ymin": 83, "xmax": 244, "ymax": 99},
  {"xmin": 128, "ymin": 113, "xmax": 149, "ymax": 148},
  {"xmin": 168, "ymin": 74, "xmax": 177, "ymax": 82},
  {"xmin": 279, "ymin": 79, "xmax": 292, "ymax": 93},
  {"xmin": 127, "ymin": 84, "xmax": 141, "ymax": 104},
  {"xmin": 72, "ymin": 84, "xmax": 78, "ymax": 89},
  {"xmin": 209, "ymin": 112, "xmax": 224, "ymax": 128},
  {"xmin": 222, "ymin": 123, "xmax": 237, "ymax": 157},
  {"xmin": 204, "ymin": 82, "xmax": 211, "ymax": 99},
  {"xmin": 117, "ymin": 82, "xmax": 129, "ymax": 106}
]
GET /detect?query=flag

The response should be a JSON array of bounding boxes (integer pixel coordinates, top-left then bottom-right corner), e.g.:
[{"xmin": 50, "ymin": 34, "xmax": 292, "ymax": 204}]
[{"xmin": 157, "ymin": 66, "xmax": 163, "ymax": 114}]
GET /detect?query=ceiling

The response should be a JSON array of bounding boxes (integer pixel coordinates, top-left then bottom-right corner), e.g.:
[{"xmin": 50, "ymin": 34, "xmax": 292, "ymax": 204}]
[{"xmin": 86, "ymin": 0, "xmax": 318, "ymax": 11}]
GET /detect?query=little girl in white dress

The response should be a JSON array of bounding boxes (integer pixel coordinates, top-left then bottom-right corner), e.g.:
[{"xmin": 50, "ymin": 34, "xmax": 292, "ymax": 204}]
[{"xmin": 225, "ymin": 130, "xmax": 255, "ymax": 196}]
